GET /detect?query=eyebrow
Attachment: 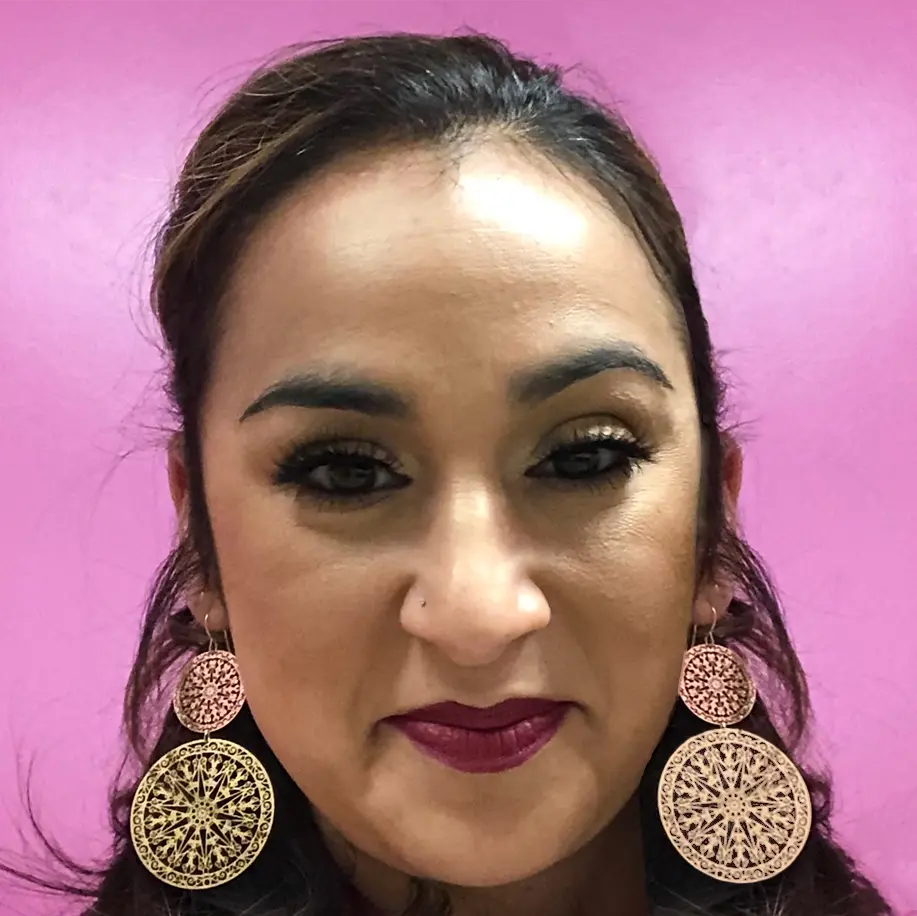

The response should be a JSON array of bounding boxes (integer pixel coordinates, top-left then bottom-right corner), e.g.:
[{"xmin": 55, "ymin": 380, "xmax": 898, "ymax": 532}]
[
  {"xmin": 239, "ymin": 343, "xmax": 672, "ymax": 422},
  {"xmin": 240, "ymin": 372, "xmax": 411, "ymax": 421},
  {"xmin": 509, "ymin": 343, "xmax": 673, "ymax": 404}
]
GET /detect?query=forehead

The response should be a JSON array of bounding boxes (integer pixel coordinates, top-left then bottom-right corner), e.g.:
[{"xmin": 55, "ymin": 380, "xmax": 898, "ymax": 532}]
[{"xmin": 214, "ymin": 142, "xmax": 691, "ymax": 401}]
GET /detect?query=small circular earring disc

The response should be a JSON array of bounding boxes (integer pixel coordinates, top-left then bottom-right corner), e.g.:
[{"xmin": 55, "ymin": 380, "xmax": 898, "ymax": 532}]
[
  {"xmin": 680, "ymin": 644, "xmax": 757, "ymax": 726},
  {"xmin": 173, "ymin": 650, "xmax": 245, "ymax": 734}
]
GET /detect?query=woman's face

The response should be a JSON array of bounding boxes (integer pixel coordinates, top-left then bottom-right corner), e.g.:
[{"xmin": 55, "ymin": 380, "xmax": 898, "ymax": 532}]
[{"xmin": 178, "ymin": 142, "xmax": 726, "ymax": 888}]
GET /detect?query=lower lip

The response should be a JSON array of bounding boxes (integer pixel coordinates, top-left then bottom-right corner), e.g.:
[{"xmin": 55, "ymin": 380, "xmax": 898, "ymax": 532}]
[{"xmin": 388, "ymin": 705, "xmax": 571, "ymax": 774}]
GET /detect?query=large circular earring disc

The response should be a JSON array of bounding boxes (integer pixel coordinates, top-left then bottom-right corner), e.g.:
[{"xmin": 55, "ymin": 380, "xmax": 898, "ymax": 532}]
[
  {"xmin": 130, "ymin": 738, "xmax": 275, "ymax": 890},
  {"xmin": 680, "ymin": 644, "xmax": 756, "ymax": 726},
  {"xmin": 658, "ymin": 728, "xmax": 812, "ymax": 883},
  {"xmin": 173, "ymin": 650, "xmax": 245, "ymax": 733}
]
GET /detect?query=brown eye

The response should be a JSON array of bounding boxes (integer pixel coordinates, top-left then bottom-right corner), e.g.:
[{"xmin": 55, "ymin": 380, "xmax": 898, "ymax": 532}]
[
  {"xmin": 548, "ymin": 444, "xmax": 629, "ymax": 479},
  {"xmin": 274, "ymin": 439, "xmax": 410, "ymax": 505},
  {"xmin": 527, "ymin": 433, "xmax": 651, "ymax": 486},
  {"xmin": 308, "ymin": 456, "xmax": 393, "ymax": 494}
]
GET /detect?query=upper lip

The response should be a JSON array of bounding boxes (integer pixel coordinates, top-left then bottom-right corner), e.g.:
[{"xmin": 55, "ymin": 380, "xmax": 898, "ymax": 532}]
[{"xmin": 387, "ymin": 698, "xmax": 570, "ymax": 730}]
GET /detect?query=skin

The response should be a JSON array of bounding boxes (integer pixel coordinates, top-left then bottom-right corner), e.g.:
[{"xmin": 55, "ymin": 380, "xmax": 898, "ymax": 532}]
[{"xmin": 170, "ymin": 141, "xmax": 740, "ymax": 916}]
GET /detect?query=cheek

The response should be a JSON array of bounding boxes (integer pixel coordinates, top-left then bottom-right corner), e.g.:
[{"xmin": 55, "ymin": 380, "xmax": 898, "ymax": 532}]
[
  {"xmin": 563, "ymin": 463, "xmax": 699, "ymax": 745},
  {"xmin": 205, "ymin": 483, "xmax": 396, "ymax": 776}
]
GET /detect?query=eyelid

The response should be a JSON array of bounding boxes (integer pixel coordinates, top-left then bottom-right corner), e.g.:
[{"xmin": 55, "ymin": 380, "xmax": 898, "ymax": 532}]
[
  {"xmin": 281, "ymin": 435, "xmax": 404, "ymax": 469},
  {"xmin": 531, "ymin": 422, "xmax": 638, "ymax": 462}
]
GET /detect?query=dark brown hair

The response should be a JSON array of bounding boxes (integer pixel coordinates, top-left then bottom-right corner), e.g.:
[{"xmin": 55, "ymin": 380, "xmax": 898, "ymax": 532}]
[{"xmin": 4, "ymin": 32, "xmax": 894, "ymax": 916}]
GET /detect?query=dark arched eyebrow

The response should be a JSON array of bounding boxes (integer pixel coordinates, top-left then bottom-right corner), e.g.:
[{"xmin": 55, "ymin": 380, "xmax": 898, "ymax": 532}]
[
  {"xmin": 508, "ymin": 343, "xmax": 672, "ymax": 404},
  {"xmin": 239, "ymin": 342, "xmax": 673, "ymax": 422},
  {"xmin": 241, "ymin": 372, "xmax": 411, "ymax": 421}
]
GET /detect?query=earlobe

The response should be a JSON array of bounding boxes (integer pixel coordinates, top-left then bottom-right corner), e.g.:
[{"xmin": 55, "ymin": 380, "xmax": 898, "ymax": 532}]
[
  {"xmin": 187, "ymin": 587, "xmax": 230, "ymax": 632},
  {"xmin": 691, "ymin": 580, "xmax": 734, "ymax": 628}
]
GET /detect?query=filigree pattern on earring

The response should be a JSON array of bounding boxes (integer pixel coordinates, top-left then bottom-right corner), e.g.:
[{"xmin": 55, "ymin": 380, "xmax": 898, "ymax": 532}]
[
  {"xmin": 173, "ymin": 649, "xmax": 245, "ymax": 733},
  {"xmin": 657, "ymin": 608, "xmax": 812, "ymax": 883},
  {"xmin": 130, "ymin": 608, "xmax": 275, "ymax": 889}
]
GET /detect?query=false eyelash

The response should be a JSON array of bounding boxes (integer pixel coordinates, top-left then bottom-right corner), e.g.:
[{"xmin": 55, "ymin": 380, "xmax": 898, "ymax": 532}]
[
  {"xmin": 555, "ymin": 426, "xmax": 651, "ymax": 455},
  {"xmin": 272, "ymin": 437, "xmax": 403, "ymax": 489},
  {"xmin": 530, "ymin": 426, "xmax": 653, "ymax": 466},
  {"xmin": 525, "ymin": 429, "xmax": 653, "ymax": 486}
]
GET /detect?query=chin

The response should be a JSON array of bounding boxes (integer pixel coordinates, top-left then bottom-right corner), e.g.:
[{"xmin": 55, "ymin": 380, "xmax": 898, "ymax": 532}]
[
  {"xmin": 396, "ymin": 834, "xmax": 573, "ymax": 888},
  {"xmin": 314, "ymin": 732, "xmax": 632, "ymax": 891},
  {"xmin": 372, "ymin": 794, "xmax": 604, "ymax": 889}
]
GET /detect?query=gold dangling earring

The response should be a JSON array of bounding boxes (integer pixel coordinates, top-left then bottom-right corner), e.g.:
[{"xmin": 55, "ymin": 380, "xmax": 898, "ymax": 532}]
[
  {"xmin": 130, "ymin": 608, "xmax": 275, "ymax": 890},
  {"xmin": 657, "ymin": 607, "xmax": 812, "ymax": 884}
]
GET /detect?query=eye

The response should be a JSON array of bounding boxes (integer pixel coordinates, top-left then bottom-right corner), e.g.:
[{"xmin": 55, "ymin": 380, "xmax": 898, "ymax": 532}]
[
  {"xmin": 526, "ymin": 430, "xmax": 651, "ymax": 486},
  {"xmin": 273, "ymin": 439, "xmax": 409, "ymax": 505}
]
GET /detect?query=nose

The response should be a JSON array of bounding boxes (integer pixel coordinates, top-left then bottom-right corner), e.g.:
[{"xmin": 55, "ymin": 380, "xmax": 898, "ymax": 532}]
[{"xmin": 400, "ymin": 486, "xmax": 551, "ymax": 667}]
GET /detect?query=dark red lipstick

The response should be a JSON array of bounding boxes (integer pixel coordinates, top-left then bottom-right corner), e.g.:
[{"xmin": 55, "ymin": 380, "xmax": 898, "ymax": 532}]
[{"xmin": 386, "ymin": 698, "xmax": 571, "ymax": 774}]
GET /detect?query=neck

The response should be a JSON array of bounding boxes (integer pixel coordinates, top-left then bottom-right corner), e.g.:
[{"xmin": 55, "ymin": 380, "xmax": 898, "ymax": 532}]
[{"xmin": 334, "ymin": 797, "xmax": 651, "ymax": 916}]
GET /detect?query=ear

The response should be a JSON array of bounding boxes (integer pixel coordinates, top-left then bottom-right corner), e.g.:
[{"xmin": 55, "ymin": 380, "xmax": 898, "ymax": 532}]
[
  {"xmin": 167, "ymin": 435, "xmax": 190, "ymax": 530},
  {"xmin": 721, "ymin": 432, "xmax": 743, "ymax": 530},
  {"xmin": 167, "ymin": 435, "xmax": 230, "ymax": 631},
  {"xmin": 692, "ymin": 433, "xmax": 744, "ymax": 627}
]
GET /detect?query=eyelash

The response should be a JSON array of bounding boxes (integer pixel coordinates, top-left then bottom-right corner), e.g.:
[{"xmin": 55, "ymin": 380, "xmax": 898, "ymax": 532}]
[
  {"xmin": 272, "ymin": 430, "xmax": 653, "ymax": 509},
  {"xmin": 527, "ymin": 428, "xmax": 652, "ymax": 490},
  {"xmin": 273, "ymin": 439, "xmax": 409, "ymax": 509}
]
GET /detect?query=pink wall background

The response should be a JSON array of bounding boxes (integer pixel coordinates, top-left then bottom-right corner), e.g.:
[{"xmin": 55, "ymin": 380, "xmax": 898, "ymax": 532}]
[{"xmin": 1, "ymin": 1, "xmax": 914, "ymax": 913}]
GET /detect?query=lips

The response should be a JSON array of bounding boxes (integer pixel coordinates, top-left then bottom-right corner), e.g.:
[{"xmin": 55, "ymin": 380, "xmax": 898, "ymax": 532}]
[{"xmin": 386, "ymin": 698, "xmax": 571, "ymax": 774}]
